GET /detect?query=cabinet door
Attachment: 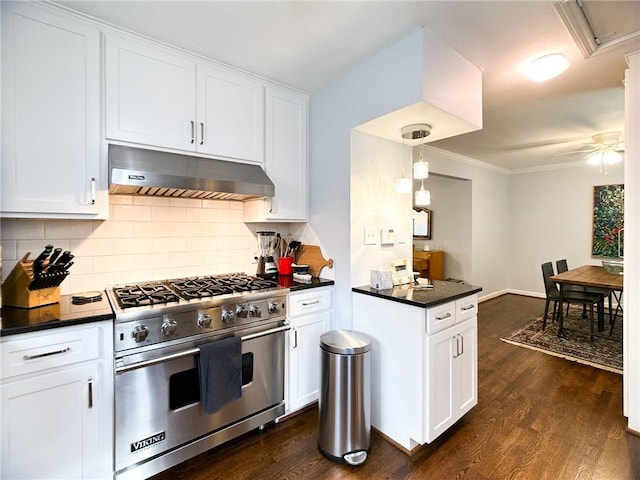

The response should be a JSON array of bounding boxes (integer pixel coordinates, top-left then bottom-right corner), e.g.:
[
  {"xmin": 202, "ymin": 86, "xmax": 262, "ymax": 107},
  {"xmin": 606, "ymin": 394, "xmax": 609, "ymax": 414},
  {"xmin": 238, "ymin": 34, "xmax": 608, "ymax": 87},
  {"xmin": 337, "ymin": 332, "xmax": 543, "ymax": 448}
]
[
  {"xmin": 288, "ymin": 311, "xmax": 328, "ymax": 411},
  {"xmin": 455, "ymin": 317, "xmax": 478, "ymax": 417},
  {"xmin": 1, "ymin": 3, "xmax": 102, "ymax": 217},
  {"xmin": 106, "ymin": 35, "xmax": 196, "ymax": 150},
  {"xmin": 197, "ymin": 64, "xmax": 264, "ymax": 162},
  {"xmin": 243, "ymin": 87, "xmax": 308, "ymax": 222},
  {"xmin": 1, "ymin": 364, "xmax": 99, "ymax": 479},
  {"xmin": 426, "ymin": 326, "xmax": 456, "ymax": 442}
]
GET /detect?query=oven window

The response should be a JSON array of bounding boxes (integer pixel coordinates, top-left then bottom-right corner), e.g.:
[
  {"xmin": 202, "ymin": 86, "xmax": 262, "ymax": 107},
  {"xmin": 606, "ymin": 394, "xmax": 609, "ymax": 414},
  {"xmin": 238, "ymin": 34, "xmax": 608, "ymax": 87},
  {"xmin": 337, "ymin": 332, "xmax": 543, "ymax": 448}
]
[{"xmin": 169, "ymin": 352, "xmax": 255, "ymax": 411}]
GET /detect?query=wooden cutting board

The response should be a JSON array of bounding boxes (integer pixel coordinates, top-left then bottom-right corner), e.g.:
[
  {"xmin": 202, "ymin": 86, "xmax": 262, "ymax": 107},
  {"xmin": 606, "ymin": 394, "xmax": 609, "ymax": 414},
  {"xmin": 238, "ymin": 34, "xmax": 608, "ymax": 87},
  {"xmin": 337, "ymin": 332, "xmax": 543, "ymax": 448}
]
[{"xmin": 295, "ymin": 245, "xmax": 333, "ymax": 278}]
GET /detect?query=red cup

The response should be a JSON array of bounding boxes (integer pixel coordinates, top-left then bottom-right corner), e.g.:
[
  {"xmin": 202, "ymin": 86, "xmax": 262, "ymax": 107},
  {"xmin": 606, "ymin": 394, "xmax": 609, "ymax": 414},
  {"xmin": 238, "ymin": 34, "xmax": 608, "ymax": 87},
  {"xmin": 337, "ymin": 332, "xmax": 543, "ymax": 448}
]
[{"xmin": 278, "ymin": 256, "xmax": 293, "ymax": 275}]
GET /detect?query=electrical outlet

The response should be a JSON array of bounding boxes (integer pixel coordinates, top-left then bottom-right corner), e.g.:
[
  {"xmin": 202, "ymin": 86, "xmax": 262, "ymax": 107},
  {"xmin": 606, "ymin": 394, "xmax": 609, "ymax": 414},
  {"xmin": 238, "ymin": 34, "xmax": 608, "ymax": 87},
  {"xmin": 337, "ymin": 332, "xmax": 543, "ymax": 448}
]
[{"xmin": 364, "ymin": 227, "xmax": 377, "ymax": 245}]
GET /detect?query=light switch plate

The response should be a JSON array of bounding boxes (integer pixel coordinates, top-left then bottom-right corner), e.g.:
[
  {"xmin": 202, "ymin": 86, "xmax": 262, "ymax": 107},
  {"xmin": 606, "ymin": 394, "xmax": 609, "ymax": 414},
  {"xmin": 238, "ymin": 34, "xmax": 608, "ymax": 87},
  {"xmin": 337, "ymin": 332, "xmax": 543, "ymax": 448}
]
[
  {"xmin": 381, "ymin": 227, "xmax": 395, "ymax": 245},
  {"xmin": 364, "ymin": 226, "xmax": 377, "ymax": 245}
]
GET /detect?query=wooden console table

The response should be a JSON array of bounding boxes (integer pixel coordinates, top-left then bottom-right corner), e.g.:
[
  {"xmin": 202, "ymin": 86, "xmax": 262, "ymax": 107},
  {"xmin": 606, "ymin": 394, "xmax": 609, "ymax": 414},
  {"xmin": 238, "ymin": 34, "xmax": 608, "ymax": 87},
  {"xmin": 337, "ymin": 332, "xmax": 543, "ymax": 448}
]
[{"xmin": 413, "ymin": 250, "xmax": 444, "ymax": 281}]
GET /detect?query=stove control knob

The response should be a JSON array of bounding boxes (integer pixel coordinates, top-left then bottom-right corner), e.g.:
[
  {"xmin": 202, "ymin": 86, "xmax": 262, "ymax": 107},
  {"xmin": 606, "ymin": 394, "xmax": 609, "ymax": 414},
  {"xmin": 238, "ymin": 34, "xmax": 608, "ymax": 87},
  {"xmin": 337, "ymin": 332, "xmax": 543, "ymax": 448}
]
[
  {"xmin": 235, "ymin": 305, "xmax": 248, "ymax": 318},
  {"xmin": 197, "ymin": 312, "xmax": 212, "ymax": 329},
  {"xmin": 249, "ymin": 304, "xmax": 262, "ymax": 318},
  {"xmin": 268, "ymin": 302, "xmax": 279, "ymax": 314},
  {"xmin": 132, "ymin": 325, "xmax": 149, "ymax": 343},
  {"xmin": 221, "ymin": 309, "xmax": 235, "ymax": 323},
  {"xmin": 161, "ymin": 317, "xmax": 178, "ymax": 337}
]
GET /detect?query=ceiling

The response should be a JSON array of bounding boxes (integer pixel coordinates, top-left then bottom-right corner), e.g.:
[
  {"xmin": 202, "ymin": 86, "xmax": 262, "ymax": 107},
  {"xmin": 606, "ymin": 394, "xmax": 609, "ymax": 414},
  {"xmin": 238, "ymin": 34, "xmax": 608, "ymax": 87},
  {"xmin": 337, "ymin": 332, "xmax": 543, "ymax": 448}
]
[{"xmin": 56, "ymin": 0, "xmax": 640, "ymax": 171}]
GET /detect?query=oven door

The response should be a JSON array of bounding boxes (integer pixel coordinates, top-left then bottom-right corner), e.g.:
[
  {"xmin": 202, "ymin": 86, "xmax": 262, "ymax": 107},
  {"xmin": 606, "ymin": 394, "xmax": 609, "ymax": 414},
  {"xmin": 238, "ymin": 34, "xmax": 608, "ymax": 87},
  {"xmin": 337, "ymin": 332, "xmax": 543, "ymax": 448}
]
[{"xmin": 114, "ymin": 323, "xmax": 287, "ymax": 473}]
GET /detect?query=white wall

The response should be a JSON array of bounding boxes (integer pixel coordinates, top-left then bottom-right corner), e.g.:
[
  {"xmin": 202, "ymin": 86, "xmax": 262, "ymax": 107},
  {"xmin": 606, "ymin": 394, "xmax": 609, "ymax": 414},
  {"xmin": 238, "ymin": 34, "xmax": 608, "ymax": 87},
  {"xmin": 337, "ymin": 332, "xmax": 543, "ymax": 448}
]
[
  {"xmin": 414, "ymin": 172, "xmax": 472, "ymax": 282},
  {"xmin": 350, "ymin": 131, "xmax": 412, "ymax": 287},
  {"xmin": 508, "ymin": 162, "xmax": 624, "ymax": 295},
  {"xmin": 309, "ymin": 28, "xmax": 427, "ymax": 329}
]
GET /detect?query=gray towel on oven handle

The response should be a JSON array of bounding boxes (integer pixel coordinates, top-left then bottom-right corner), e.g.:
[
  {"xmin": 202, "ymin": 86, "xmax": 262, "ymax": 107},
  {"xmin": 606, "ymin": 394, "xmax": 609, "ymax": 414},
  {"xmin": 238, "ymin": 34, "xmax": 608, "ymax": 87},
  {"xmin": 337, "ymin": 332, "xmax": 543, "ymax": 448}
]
[{"xmin": 198, "ymin": 336, "xmax": 242, "ymax": 414}]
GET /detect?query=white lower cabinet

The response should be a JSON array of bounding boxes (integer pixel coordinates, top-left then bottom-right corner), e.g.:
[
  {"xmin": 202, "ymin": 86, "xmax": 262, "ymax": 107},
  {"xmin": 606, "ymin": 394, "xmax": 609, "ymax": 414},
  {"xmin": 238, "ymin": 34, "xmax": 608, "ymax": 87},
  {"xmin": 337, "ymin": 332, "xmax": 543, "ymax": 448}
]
[
  {"xmin": 352, "ymin": 291, "xmax": 478, "ymax": 451},
  {"xmin": 0, "ymin": 322, "xmax": 114, "ymax": 479},
  {"xmin": 286, "ymin": 287, "xmax": 331, "ymax": 413}
]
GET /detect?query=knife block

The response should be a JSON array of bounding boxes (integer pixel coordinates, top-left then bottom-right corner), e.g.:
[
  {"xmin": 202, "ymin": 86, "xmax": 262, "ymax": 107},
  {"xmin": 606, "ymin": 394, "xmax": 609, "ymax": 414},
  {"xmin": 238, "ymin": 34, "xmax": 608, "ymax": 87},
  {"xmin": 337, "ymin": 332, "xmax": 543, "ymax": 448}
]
[{"xmin": 2, "ymin": 260, "xmax": 60, "ymax": 308}]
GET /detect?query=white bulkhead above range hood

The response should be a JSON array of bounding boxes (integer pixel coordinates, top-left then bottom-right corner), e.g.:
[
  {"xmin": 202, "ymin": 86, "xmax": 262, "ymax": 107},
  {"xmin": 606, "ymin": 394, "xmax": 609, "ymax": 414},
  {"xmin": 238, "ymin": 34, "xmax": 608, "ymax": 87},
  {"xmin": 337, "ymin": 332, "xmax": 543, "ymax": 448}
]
[{"xmin": 108, "ymin": 144, "xmax": 275, "ymax": 201}]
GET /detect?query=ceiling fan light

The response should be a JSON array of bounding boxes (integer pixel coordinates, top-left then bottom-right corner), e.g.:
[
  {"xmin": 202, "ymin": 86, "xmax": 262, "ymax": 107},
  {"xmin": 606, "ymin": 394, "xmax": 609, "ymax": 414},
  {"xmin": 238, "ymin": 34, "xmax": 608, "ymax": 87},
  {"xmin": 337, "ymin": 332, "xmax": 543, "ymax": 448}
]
[
  {"xmin": 521, "ymin": 53, "xmax": 570, "ymax": 82},
  {"xmin": 604, "ymin": 150, "xmax": 623, "ymax": 164},
  {"xmin": 587, "ymin": 152, "xmax": 602, "ymax": 165}
]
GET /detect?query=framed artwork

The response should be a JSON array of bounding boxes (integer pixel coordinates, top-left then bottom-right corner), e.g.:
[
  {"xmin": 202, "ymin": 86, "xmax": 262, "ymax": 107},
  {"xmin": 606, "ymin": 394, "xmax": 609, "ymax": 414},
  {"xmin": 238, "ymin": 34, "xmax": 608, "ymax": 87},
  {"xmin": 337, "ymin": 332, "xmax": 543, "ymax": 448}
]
[
  {"xmin": 413, "ymin": 207, "xmax": 431, "ymax": 239},
  {"xmin": 592, "ymin": 184, "xmax": 624, "ymax": 258}
]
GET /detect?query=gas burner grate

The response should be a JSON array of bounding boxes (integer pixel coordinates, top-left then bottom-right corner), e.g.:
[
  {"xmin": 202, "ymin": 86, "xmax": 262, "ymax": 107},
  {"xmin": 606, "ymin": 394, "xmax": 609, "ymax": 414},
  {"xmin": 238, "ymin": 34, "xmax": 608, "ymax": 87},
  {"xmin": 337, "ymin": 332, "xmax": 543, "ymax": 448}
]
[
  {"xmin": 166, "ymin": 274, "xmax": 278, "ymax": 298},
  {"xmin": 113, "ymin": 283, "xmax": 180, "ymax": 309}
]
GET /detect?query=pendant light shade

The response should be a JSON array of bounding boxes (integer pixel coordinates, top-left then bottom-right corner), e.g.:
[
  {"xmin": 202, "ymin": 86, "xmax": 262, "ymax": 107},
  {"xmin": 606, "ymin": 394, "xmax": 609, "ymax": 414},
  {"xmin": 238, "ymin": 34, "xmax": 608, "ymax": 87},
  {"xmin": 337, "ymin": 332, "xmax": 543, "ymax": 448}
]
[
  {"xmin": 415, "ymin": 179, "xmax": 431, "ymax": 206},
  {"xmin": 413, "ymin": 161, "xmax": 429, "ymax": 179}
]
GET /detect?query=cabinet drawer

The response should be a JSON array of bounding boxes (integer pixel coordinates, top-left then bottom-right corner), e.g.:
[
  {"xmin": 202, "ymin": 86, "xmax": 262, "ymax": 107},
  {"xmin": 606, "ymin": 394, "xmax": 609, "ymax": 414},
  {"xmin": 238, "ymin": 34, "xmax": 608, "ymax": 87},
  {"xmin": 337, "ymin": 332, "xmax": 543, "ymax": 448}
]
[
  {"xmin": 289, "ymin": 288, "xmax": 331, "ymax": 317},
  {"xmin": 426, "ymin": 301, "xmax": 456, "ymax": 334},
  {"xmin": 1, "ymin": 326, "xmax": 100, "ymax": 379},
  {"xmin": 456, "ymin": 295, "xmax": 478, "ymax": 322}
]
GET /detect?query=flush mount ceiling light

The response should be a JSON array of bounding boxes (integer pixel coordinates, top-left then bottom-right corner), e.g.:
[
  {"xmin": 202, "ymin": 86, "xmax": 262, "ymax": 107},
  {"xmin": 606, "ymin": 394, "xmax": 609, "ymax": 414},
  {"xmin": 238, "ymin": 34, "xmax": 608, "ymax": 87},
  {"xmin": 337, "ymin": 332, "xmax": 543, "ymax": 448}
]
[{"xmin": 521, "ymin": 53, "xmax": 570, "ymax": 82}]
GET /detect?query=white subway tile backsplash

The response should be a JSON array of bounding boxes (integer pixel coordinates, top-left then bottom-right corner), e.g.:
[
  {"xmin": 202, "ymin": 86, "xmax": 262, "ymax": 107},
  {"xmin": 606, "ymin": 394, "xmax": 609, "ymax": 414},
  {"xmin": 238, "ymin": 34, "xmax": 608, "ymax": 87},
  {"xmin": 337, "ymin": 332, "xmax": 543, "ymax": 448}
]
[
  {"xmin": 1, "ymin": 196, "xmax": 297, "ymax": 297},
  {"xmin": 153, "ymin": 237, "xmax": 186, "ymax": 253},
  {"xmin": 111, "ymin": 204, "xmax": 152, "ymax": 222},
  {"xmin": 152, "ymin": 206, "xmax": 186, "ymax": 223},
  {"xmin": 45, "ymin": 220, "xmax": 93, "ymax": 239},
  {"xmin": 113, "ymin": 238, "xmax": 153, "ymax": 255},
  {"xmin": 133, "ymin": 221, "xmax": 171, "ymax": 238},
  {"xmin": 92, "ymin": 220, "xmax": 134, "ymax": 239},
  {"xmin": 69, "ymin": 238, "xmax": 115, "ymax": 257},
  {"xmin": 1, "ymin": 219, "xmax": 45, "ymax": 240}
]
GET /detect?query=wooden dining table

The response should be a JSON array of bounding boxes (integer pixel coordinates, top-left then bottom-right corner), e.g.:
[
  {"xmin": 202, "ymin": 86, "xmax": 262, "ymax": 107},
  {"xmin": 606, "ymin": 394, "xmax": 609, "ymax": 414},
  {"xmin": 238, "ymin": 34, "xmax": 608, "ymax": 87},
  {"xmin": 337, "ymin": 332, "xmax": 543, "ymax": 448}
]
[{"xmin": 550, "ymin": 265, "xmax": 623, "ymax": 338}]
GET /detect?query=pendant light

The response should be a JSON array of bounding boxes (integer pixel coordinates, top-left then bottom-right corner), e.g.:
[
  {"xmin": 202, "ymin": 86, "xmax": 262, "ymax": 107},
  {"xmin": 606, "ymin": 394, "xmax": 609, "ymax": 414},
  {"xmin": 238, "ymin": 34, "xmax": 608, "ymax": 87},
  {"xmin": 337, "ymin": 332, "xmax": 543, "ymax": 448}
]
[{"xmin": 401, "ymin": 124, "xmax": 432, "ymax": 206}]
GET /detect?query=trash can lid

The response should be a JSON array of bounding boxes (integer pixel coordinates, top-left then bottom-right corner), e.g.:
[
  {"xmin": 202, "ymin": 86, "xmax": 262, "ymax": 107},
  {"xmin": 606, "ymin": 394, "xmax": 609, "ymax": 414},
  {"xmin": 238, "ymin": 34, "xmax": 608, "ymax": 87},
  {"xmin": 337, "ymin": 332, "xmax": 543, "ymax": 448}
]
[{"xmin": 320, "ymin": 330, "xmax": 372, "ymax": 355}]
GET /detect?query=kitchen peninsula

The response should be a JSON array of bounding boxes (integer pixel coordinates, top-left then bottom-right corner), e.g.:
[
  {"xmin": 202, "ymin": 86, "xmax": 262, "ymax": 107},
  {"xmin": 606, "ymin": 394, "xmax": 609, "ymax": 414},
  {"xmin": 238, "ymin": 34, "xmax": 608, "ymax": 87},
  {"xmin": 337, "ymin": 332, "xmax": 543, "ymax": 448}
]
[{"xmin": 352, "ymin": 280, "xmax": 481, "ymax": 452}]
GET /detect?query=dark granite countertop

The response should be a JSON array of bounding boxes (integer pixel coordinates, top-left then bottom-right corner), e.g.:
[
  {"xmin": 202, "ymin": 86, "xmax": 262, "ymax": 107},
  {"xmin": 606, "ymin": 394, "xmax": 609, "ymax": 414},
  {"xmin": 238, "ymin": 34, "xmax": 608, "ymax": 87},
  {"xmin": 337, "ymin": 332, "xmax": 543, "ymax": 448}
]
[
  {"xmin": 352, "ymin": 280, "xmax": 482, "ymax": 308},
  {"xmin": 279, "ymin": 276, "xmax": 335, "ymax": 292},
  {"xmin": 1, "ymin": 293, "xmax": 114, "ymax": 337}
]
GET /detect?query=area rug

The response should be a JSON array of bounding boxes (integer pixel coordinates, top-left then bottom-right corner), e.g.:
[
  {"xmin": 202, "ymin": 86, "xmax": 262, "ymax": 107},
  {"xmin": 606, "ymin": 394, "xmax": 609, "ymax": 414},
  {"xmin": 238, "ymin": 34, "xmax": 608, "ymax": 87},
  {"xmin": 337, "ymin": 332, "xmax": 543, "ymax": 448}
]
[{"xmin": 501, "ymin": 307, "xmax": 622, "ymax": 374}]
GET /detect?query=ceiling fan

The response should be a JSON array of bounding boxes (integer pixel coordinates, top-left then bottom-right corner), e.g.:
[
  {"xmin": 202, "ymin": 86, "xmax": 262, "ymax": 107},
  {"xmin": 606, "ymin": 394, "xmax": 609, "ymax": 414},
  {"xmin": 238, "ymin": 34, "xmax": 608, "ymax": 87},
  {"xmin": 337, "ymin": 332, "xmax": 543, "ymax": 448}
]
[{"xmin": 559, "ymin": 131, "xmax": 625, "ymax": 173}]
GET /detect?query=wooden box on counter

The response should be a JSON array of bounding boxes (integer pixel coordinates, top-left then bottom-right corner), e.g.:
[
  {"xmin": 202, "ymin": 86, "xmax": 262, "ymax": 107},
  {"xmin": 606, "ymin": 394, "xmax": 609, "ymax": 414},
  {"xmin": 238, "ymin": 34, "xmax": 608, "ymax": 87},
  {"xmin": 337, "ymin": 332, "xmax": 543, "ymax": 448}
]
[
  {"xmin": 1, "ymin": 261, "xmax": 60, "ymax": 308},
  {"xmin": 413, "ymin": 250, "xmax": 444, "ymax": 281}
]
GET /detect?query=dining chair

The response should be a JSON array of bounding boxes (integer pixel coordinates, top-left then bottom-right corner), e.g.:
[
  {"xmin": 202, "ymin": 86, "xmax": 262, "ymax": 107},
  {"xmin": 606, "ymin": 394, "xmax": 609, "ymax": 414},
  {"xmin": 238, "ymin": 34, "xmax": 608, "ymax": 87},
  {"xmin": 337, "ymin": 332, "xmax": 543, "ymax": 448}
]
[
  {"xmin": 541, "ymin": 262, "xmax": 604, "ymax": 340},
  {"xmin": 556, "ymin": 259, "xmax": 612, "ymax": 332}
]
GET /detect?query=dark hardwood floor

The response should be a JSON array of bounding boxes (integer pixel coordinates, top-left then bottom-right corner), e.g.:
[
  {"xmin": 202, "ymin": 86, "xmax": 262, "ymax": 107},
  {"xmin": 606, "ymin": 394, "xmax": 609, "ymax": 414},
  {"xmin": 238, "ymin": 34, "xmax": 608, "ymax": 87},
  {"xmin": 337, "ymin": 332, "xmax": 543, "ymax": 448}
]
[{"xmin": 151, "ymin": 294, "xmax": 640, "ymax": 480}]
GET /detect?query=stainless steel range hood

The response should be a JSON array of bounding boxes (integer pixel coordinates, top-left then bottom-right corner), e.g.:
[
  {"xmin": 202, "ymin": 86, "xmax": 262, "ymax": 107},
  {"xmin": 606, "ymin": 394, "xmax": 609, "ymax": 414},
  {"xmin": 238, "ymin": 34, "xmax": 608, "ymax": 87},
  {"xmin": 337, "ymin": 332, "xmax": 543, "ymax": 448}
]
[{"xmin": 109, "ymin": 145, "xmax": 274, "ymax": 200}]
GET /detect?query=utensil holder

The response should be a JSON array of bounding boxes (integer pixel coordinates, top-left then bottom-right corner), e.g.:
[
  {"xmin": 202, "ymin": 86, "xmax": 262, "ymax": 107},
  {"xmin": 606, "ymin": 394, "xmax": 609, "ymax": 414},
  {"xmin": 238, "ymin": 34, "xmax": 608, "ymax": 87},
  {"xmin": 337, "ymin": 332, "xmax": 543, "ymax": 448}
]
[{"xmin": 1, "ymin": 261, "xmax": 62, "ymax": 308}]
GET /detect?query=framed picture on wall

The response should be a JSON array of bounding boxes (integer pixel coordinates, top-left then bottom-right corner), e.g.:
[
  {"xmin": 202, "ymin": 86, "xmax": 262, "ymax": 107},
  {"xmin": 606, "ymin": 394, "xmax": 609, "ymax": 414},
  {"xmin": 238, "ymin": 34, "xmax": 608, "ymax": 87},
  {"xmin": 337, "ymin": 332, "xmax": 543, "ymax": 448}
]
[
  {"xmin": 592, "ymin": 184, "xmax": 624, "ymax": 258},
  {"xmin": 413, "ymin": 207, "xmax": 432, "ymax": 239}
]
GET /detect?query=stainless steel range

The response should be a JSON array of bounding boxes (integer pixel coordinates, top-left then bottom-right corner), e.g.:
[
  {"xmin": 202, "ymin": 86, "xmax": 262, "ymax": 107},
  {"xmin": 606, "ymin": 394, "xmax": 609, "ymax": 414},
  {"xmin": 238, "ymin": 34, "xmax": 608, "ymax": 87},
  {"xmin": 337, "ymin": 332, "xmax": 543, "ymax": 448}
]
[{"xmin": 107, "ymin": 273, "xmax": 289, "ymax": 480}]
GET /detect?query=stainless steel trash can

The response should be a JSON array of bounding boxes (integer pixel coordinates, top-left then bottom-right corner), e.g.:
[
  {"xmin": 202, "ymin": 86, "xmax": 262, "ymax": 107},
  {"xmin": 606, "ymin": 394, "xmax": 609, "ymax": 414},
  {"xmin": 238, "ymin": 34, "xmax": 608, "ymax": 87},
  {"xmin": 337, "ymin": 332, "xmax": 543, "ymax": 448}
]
[{"xmin": 318, "ymin": 330, "xmax": 372, "ymax": 465}]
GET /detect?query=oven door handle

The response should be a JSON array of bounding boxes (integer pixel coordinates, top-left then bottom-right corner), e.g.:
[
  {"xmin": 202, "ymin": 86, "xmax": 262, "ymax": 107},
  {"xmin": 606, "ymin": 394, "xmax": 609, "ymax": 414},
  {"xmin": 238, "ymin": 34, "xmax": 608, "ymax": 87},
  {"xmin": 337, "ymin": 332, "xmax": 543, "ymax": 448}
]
[{"xmin": 116, "ymin": 324, "xmax": 291, "ymax": 374}]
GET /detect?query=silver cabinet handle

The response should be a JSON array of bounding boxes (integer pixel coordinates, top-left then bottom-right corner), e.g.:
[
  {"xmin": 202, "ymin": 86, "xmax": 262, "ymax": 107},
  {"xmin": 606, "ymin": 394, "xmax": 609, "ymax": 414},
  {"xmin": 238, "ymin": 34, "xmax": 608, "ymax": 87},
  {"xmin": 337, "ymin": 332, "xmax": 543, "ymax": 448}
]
[
  {"xmin": 292, "ymin": 329, "xmax": 298, "ymax": 349},
  {"xmin": 458, "ymin": 333, "xmax": 464, "ymax": 355},
  {"xmin": 461, "ymin": 304, "xmax": 475, "ymax": 311},
  {"xmin": 190, "ymin": 120, "xmax": 195, "ymax": 144},
  {"xmin": 200, "ymin": 122, "xmax": 204, "ymax": 145},
  {"xmin": 90, "ymin": 177, "xmax": 96, "ymax": 205},
  {"xmin": 301, "ymin": 300, "xmax": 320, "ymax": 306},
  {"xmin": 452, "ymin": 336, "xmax": 459, "ymax": 358},
  {"xmin": 435, "ymin": 312, "xmax": 452, "ymax": 321},
  {"xmin": 269, "ymin": 198, "xmax": 277, "ymax": 214},
  {"xmin": 23, "ymin": 347, "xmax": 70, "ymax": 360},
  {"xmin": 88, "ymin": 376, "xmax": 93, "ymax": 409}
]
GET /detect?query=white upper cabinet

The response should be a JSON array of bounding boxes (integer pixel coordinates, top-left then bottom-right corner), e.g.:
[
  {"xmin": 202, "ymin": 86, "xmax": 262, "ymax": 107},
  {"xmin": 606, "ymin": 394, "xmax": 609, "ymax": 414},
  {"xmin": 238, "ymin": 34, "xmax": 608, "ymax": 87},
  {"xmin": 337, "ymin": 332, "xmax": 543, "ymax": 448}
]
[
  {"xmin": 244, "ymin": 86, "xmax": 308, "ymax": 222},
  {"xmin": 105, "ymin": 36, "xmax": 196, "ymax": 151},
  {"xmin": 197, "ymin": 64, "xmax": 264, "ymax": 162},
  {"xmin": 1, "ymin": 2, "xmax": 104, "ymax": 218},
  {"xmin": 106, "ymin": 35, "xmax": 265, "ymax": 164}
]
